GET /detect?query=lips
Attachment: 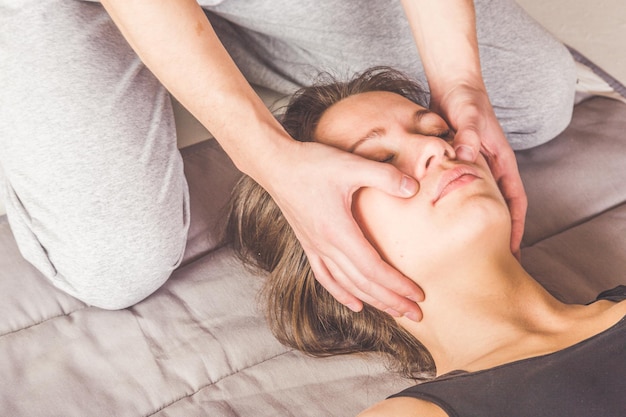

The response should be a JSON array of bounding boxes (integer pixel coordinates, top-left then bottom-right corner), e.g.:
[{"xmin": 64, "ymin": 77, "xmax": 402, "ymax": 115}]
[{"xmin": 432, "ymin": 165, "xmax": 482, "ymax": 204}]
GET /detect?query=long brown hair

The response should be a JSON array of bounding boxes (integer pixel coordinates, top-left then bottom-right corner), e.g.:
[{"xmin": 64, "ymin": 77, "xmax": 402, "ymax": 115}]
[{"xmin": 226, "ymin": 67, "xmax": 435, "ymax": 380}]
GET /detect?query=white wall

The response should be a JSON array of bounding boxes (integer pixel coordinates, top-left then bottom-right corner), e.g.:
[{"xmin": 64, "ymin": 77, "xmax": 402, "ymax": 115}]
[{"xmin": 516, "ymin": 0, "xmax": 626, "ymax": 85}]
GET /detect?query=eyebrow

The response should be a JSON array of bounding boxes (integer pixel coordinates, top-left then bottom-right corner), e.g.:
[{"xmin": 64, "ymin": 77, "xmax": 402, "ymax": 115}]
[
  {"xmin": 347, "ymin": 108, "xmax": 433, "ymax": 152},
  {"xmin": 348, "ymin": 128, "xmax": 384, "ymax": 152},
  {"xmin": 414, "ymin": 108, "xmax": 433, "ymax": 124}
]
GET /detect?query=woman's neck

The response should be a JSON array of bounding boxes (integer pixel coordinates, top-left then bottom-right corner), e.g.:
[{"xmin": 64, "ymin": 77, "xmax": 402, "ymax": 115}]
[{"xmin": 398, "ymin": 250, "xmax": 604, "ymax": 376}]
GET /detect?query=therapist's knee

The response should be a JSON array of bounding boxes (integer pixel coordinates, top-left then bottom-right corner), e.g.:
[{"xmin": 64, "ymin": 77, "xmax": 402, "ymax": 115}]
[
  {"xmin": 61, "ymin": 263, "xmax": 175, "ymax": 311},
  {"xmin": 51, "ymin": 221, "xmax": 188, "ymax": 310}
]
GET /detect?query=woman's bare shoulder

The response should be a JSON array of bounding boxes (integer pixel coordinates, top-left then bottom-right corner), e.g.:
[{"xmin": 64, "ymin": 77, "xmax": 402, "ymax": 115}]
[{"xmin": 357, "ymin": 397, "xmax": 448, "ymax": 417}]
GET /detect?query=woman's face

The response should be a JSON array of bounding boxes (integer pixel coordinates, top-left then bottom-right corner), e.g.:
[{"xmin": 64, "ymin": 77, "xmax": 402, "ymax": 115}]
[{"xmin": 313, "ymin": 91, "xmax": 511, "ymax": 278}]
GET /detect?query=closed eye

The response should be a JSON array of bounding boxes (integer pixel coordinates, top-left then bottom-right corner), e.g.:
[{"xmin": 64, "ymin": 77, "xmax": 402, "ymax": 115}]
[{"xmin": 436, "ymin": 129, "xmax": 454, "ymax": 143}]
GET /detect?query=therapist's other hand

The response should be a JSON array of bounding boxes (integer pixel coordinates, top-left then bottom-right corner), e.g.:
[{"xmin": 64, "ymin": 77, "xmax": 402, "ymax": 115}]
[
  {"xmin": 436, "ymin": 83, "xmax": 527, "ymax": 259},
  {"xmin": 264, "ymin": 140, "xmax": 424, "ymax": 321}
]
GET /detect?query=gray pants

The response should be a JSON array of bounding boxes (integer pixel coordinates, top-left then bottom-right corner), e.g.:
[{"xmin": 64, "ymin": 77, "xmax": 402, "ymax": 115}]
[{"xmin": 0, "ymin": 0, "xmax": 576, "ymax": 309}]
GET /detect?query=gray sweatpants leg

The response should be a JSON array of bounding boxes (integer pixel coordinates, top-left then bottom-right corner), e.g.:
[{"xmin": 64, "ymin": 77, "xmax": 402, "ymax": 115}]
[
  {"xmin": 203, "ymin": 0, "xmax": 576, "ymax": 150},
  {"xmin": 0, "ymin": 0, "xmax": 189, "ymax": 309}
]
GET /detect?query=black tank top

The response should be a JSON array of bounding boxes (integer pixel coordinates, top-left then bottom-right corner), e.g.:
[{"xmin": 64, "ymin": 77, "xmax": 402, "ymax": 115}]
[{"xmin": 388, "ymin": 286, "xmax": 626, "ymax": 417}]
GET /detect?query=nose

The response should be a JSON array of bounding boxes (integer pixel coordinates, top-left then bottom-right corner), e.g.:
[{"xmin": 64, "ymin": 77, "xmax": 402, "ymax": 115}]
[{"xmin": 401, "ymin": 135, "xmax": 456, "ymax": 180}]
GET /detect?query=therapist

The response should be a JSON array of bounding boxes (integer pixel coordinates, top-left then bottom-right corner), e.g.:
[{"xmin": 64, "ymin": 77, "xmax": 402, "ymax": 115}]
[{"xmin": 0, "ymin": 0, "xmax": 575, "ymax": 313}]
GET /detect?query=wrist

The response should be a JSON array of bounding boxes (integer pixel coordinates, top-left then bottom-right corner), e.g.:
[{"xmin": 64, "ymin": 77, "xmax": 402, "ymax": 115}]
[
  {"xmin": 238, "ymin": 126, "xmax": 300, "ymax": 190},
  {"xmin": 429, "ymin": 78, "xmax": 490, "ymax": 115}
]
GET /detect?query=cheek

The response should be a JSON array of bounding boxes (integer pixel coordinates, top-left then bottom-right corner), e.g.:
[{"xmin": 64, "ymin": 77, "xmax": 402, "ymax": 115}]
[{"xmin": 352, "ymin": 188, "xmax": 439, "ymax": 272}]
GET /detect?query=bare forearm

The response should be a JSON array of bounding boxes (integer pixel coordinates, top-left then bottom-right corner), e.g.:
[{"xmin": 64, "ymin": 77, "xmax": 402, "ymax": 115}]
[
  {"xmin": 400, "ymin": 0, "xmax": 484, "ymax": 101},
  {"xmin": 101, "ymin": 0, "xmax": 290, "ymax": 178}
]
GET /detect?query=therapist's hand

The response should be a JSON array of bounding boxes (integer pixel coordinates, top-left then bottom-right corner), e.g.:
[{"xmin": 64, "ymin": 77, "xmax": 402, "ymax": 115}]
[
  {"xmin": 435, "ymin": 83, "xmax": 527, "ymax": 258},
  {"xmin": 263, "ymin": 140, "xmax": 424, "ymax": 321}
]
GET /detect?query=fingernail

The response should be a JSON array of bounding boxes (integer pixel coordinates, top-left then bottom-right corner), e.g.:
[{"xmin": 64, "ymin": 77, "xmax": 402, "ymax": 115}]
[
  {"xmin": 385, "ymin": 308, "xmax": 402, "ymax": 318},
  {"xmin": 407, "ymin": 294, "xmax": 424, "ymax": 303},
  {"xmin": 400, "ymin": 175, "xmax": 418, "ymax": 196},
  {"xmin": 404, "ymin": 311, "xmax": 421, "ymax": 322},
  {"xmin": 346, "ymin": 303, "xmax": 362, "ymax": 313},
  {"xmin": 455, "ymin": 145, "xmax": 475, "ymax": 161}
]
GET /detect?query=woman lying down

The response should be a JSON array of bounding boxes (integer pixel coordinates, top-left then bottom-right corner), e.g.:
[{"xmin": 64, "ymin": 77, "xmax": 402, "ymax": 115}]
[{"xmin": 226, "ymin": 67, "xmax": 626, "ymax": 417}]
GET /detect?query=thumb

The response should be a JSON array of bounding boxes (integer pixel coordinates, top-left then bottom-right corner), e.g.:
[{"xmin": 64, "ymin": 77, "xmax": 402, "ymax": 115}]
[
  {"xmin": 356, "ymin": 160, "xmax": 419, "ymax": 198},
  {"xmin": 398, "ymin": 174, "xmax": 419, "ymax": 197},
  {"xmin": 453, "ymin": 127, "xmax": 481, "ymax": 162}
]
